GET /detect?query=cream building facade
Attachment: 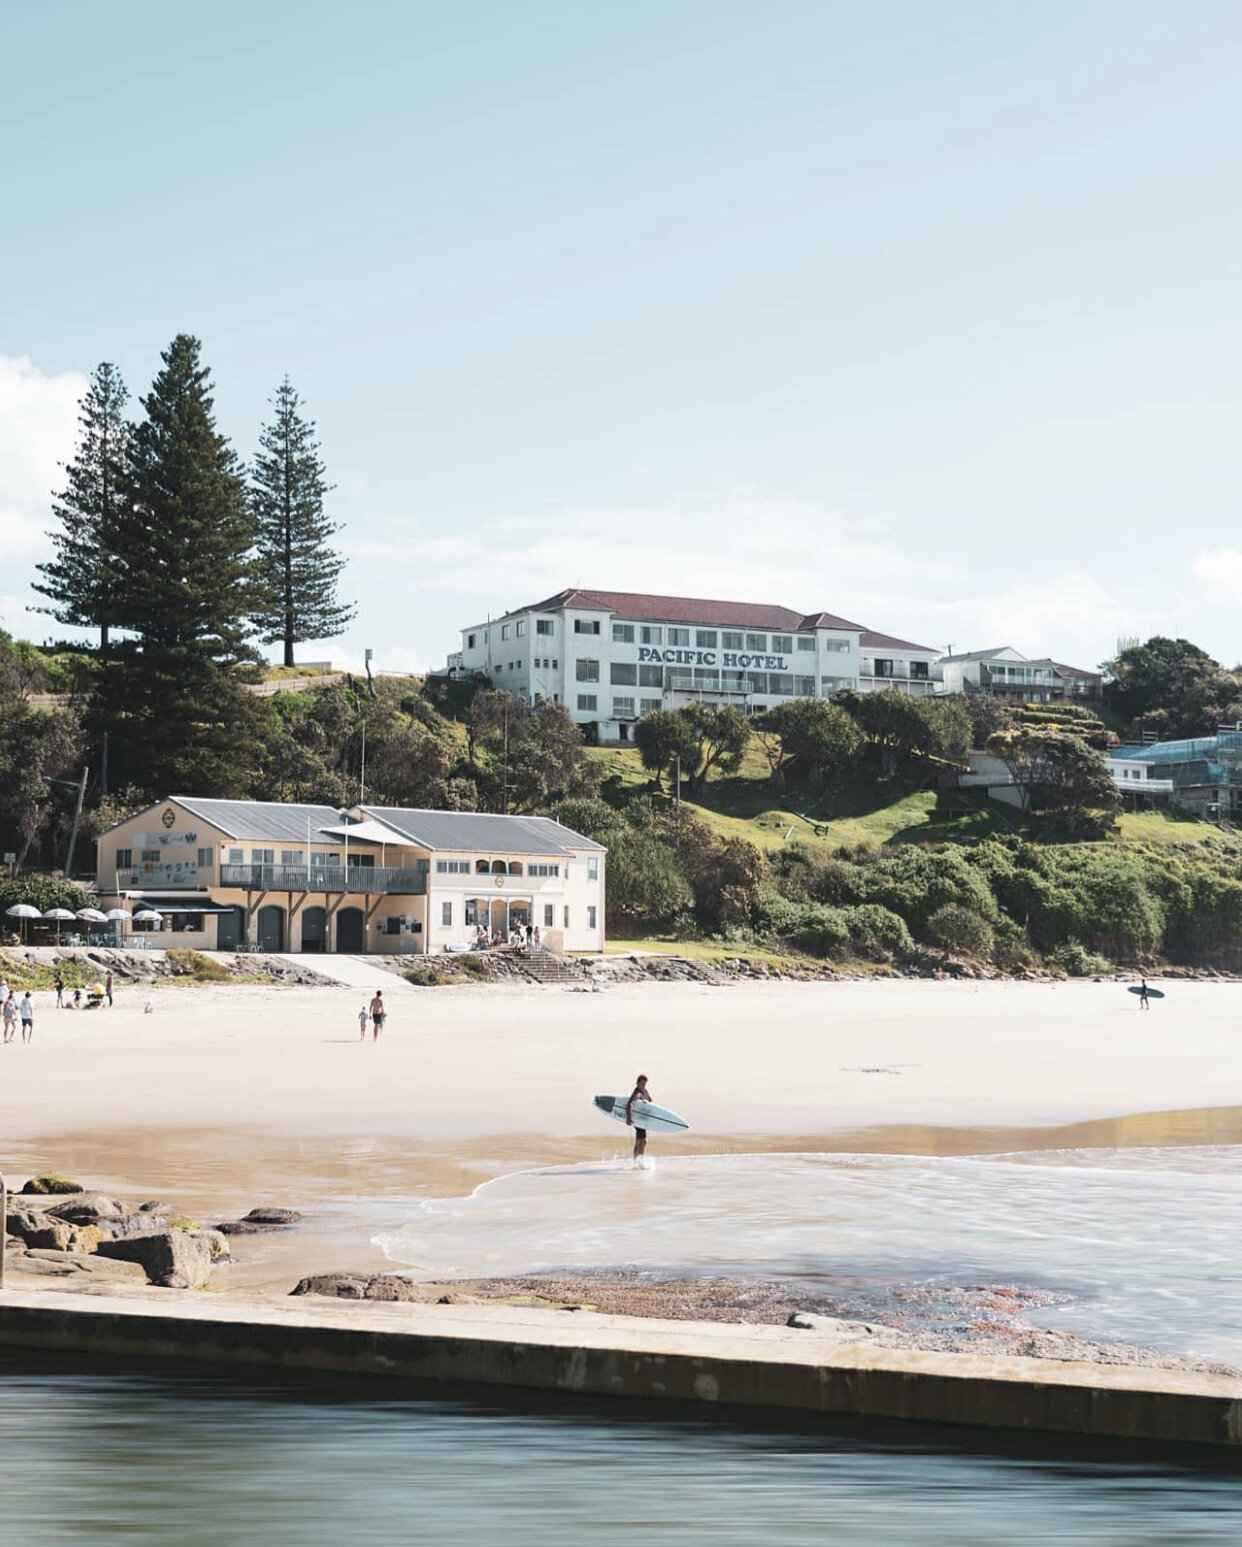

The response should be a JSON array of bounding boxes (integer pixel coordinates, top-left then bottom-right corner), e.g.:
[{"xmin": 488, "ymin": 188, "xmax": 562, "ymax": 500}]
[{"xmin": 96, "ymin": 798, "xmax": 605, "ymax": 955}]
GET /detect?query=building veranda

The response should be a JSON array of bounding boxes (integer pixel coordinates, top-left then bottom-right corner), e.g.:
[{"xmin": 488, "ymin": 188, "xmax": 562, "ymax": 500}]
[{"xmin": 96, "ymin": 799, "xmax": 606, "ymax": 956}]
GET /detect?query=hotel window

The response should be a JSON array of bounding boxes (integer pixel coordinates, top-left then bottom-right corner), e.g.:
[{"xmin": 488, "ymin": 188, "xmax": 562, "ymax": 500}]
[
  {"xmin": 435, "ymin": 860, "xmax": 470, "ymax": 873},
  {"xmin": 823, "ymin": 638, "xmax": 850, "ymax": 652},
  {"xmin": 821, "ymin": 677, "xmax": 850, "ymax": 694},
  {"xmin": 610, "ymin": 663, "xmax": 637, "ymax": 685},
  {"xmin": 529, "ymin": 863, "xmax": 560, "ymax": 877},
  {"xmin": 722, "ymin": 631, "xmax": 743, "ymax": 650},
  {"xmin": 536, "ymin": 618, "xmax": 554, "ymax": 635},
  {"xmin": 769, "ymin": 674, "xmax": 794, "ymax": 696},
  {"xmin": 640, "ymin": 698, "xmax": 661, "ymax": 714},
  {"xmin": 874, "ymin": 658, "xmax": 895, "ymax": 678},
  {"xmin": 668, "ymin": 627, "xmax": 690, "ymax": 646},
  {"xmin": 796, "ymin": 636, "xmax": 816, "ymax": 652},
  {"xmin": 516, "ymin": 620, "xmax": 526, "ymax": 636},
  {"xmin": 116, "ymin": 847, "xmax": 132, "ymax": 870},
  {"xmin": 638, "ymin": 664, "xmax": 662, "ymax": 687},
  {"xmin": 587, "ymin": 856, "xmax": 599, "ymax": 881},
  {"xmin": 563, "ymin": 906, "xmax": 570, "ymax": 928},
  {"xmin": 772, "ymin": 634, "xmax": 793, "ymax": 653},
  {"xmin": 552, "ymin": 659, "xmax": 558, "ymax": 669},
  {"xmin": 575, "ymin": 658, "xmax": 599, "ymax": 682},
  {"xmin": 911, "ymin": 661, "xmax": 929, "ymax": 679},
  {"xmin": 612, "ymin": 696, "xmax": 636, "ymax": 717},
  {"xmin": 794, "ymin": 676, "xmax": 816, "ymax": 697},
  {"xmin": 228, "ymin": 848, "xmax": 244, "ymax": 866},
  {"xmin": 612, "ymin": 623, "xmax": 635, "ymax": 643},
  {"xmin": 693, "ymin": 668, "xmax": 720, "ymax": 690},
  {"xmin": 442, "ymin": 901, "xmax": 452, "ymax": 926},
  {"xmin": 722, "ymin": 670, "xmax": 746, "ymax": 691},
  {"xmin": 577, "ymin": 694, "xmax": 598, "ymax": 711},
  {"xmin": 280, "ymin": 850, "xmax": 303, "ymax": 867},
  {"xmin": 745, "ymin": 633, "xmax": 767, "ymax": 651},
  {"xmin": 640, "ymin": 626, "xmax": 662, "ymax": 645},
  {"xmin": 695, "ymin": 629, "xmax": 717, "ymax": 648},
  {"xmin": 588, "ymin": 905, "xmax": 597, "ymax": 930},
  {"xmin": 465, "ymin": 900, "xmax": 478, "ymax": 926},
  {"xmin": 467, "ymin": 633, "xmax": 476, "ymax": 648},
  {"xmin": 252, "ymin": 848, "xmax": 274, "ymax": 865},
  {"xmin": 501, "ymin": 624, "xmax": 510, "ymax": 640},
  {"xmin": 544, "ymin": 904, "xmax": 554, "ymax": 927},
  {"xmin": 312, "ymin": 851, "xmax": 340, "ymax": 868},
  {"xmin": 574, "ymin": 619, "xmax": 601, "ymax": 634}
]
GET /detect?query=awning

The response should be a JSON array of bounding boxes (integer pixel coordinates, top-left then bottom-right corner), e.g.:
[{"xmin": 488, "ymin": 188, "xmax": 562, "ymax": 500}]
[
  {"xmin": 133, "ymin": 895, "xmax": 239, "ymax": 916},
  {"xmin": 316, "ymin": 821, "xmax": 405, "ymax": 845}
]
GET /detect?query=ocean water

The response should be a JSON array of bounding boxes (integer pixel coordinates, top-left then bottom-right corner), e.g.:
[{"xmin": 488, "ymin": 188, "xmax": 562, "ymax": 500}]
[
  {"xmin": 0, "ymin": 1360, "xmax": 1238, "ymax": 1545},
  {"xmin": 376, "ymin": 1145, "xmax": 1242, "ymax": 1364}
]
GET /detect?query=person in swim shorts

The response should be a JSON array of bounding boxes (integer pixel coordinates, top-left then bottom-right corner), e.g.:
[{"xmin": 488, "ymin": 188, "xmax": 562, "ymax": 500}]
[
  {"xmin": 626, "ymin": 1073, "xmax": 652, "ymax": 1160},
  {"xmin": 369, "ymin": 991, "xmax": 386, "ymax": 1040}
]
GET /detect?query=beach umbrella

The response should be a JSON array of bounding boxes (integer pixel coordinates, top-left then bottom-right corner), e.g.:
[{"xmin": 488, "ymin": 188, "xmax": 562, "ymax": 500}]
[
  {"xmin": 5, "ymin": 902, "xmax": 41, "ymax": 944},
  {"xmin": 76, "ymin": 907, "xmax": 108, "ymax": 923},
  {"xmin": 104, "ymin": 908, "xmax": 130, "ymax": 920},
  {"xmin": 43, "ymin": 907, "xmax": 77, "ymax": 945},
  {"xmin": 132, "ymin": 909, "xmax": 162, "ymax": 920}
]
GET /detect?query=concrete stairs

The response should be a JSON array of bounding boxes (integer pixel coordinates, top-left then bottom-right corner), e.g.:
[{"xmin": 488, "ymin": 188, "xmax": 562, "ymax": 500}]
[{"xmin": 512, "ymin": 949, "xmax": 588, "ymax": 985}]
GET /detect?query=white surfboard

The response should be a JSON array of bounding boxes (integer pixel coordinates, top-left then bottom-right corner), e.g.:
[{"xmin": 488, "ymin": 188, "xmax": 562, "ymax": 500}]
[{"xmin": 593, "ymin": 1094, "xmax": 690, "ymax": 1135}]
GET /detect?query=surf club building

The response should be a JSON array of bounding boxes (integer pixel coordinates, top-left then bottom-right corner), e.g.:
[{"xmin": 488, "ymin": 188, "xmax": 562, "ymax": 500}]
[
  {"xmin": 444, "ymin": 588, "xmax": 941, "ymax": 742},
  {"xmin": 94, "ymin": 799, "xmax": 605, "ymax": 956}
]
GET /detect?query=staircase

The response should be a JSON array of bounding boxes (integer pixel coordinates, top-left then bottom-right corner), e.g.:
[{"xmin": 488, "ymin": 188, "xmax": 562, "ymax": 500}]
[{"xmin": 513, "ymin": 949, "xmax": 588, "ymax": 985}]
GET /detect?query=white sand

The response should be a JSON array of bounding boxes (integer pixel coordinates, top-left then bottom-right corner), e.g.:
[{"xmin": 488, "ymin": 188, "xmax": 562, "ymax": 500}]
[{"xmin": 5, "ymin": 977, "xmax": 1240, "ymax": 1143}]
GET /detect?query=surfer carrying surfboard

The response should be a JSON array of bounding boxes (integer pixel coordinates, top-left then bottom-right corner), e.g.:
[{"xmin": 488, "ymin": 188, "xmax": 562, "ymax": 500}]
[{"xmin": 626, "ymin": 1074, "xmax": 653, "ymax": 1160}]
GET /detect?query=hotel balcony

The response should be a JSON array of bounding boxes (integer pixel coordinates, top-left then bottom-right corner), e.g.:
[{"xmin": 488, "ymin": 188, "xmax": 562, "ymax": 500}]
[{"xmin": 217, "ymin": 864, "xmax": 428, "ymax": 894}]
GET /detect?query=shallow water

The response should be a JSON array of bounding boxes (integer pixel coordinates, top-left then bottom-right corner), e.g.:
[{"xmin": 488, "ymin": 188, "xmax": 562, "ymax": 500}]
[
  {"xmin": 0, "ymin": 1360, "xmax": 1237, "ymax": 1545},
  {"xmin": 377, "ymin": 1145, "xmax": 1242, "ymax": 1363}
]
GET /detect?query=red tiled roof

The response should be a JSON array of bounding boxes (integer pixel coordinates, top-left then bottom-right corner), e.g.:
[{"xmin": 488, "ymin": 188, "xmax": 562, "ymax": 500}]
[
  {"xmin": 860, "ymin": 629, "xmax": 938, "ymax": 654},
  {"xmin": 521, "ymin": 588, "xmax": 866, "ymax": 633}
]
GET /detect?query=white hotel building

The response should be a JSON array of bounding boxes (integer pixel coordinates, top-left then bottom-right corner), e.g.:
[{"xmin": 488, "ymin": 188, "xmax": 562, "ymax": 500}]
[{"xmin": 448, "ymin": 589, "xmax": 941, "ymax": 742}]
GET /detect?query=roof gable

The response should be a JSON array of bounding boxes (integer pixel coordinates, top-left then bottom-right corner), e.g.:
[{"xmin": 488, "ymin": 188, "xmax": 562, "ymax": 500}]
[{"xmin": 358, "ymin": 806, "xmax": 605, "ymax": 854}]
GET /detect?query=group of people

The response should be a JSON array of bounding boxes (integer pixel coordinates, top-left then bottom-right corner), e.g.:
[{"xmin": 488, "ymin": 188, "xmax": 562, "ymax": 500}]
[
  {"xmin": 358, "ymin": 991, "xmax": 387, "ymax": 1040},
  {"xmin": 474, "ymin": 922, "xmax": 541, "ymax": 951},
  {"xmin": 0, "ymin": 983, "xmax": 35, "ymax": 1043},
  {"xmin": 53, "ymin": 971, "xmax": 114, "ymax": 1010}
]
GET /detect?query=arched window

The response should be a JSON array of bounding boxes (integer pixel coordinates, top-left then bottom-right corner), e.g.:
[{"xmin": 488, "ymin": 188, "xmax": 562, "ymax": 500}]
[
  {"xmin": 475, "ymin": 859, "xmax": 490, "ymax": 873},
  {"xmin": 491, "ymin": 859, "xmax": 507, "ymax": 873},
  {"xmin": 507, "ymin": 861, "xmax": 523, "ymax": 876}
]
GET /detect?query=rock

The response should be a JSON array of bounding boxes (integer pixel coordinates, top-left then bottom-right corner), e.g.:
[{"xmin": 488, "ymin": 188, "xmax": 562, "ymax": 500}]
[
  {"xmin": 157, "ymin": 1273, "xmax": 190, "ymax": 1289},
  {"xmin": 436, "ymin": 1291, "xmax": 484, "ymax": 1306},
  {"xmin": 189, "ymin": 1229, "xmax": 230, "ymax": 1261},
  {"xmin": 215, "ymin": 1220, "xmax": 280, "ymax": 1235},
  {"xmin": 95, "ymin": 1229, "xmax": 213, "ymax": 1289},
  {"xmin": 15, "ymin": 1249, "xmax": 148, "ymax": 1284},
  {"xmin": 244, "ymin": 1207, "xmax": 302, "ymax": 1225},
  {"xmin": 46, "ymin": 1194, "xmax": 125, "ymax": 1223},
  {"xmin": 290, "ymin": 1272, "xmax": 422, "ymax": 1302},
  {"xmin": 787, "ymin": 1312, "xmax": 882, "ymax": 1337},
  {"xmin": 6, "ymin": 1206, "xmax": 74, "ymax": 1251},
  {"xmin": 138, "ymin": 1201, "xmax": 173, "ymax": 1214},
  {"xmin": 21, "ymin": 1175, "xmax": 83, "ymax": 1195},
  {"xmin": 65, "ymin": 1225, "xmax": 105, "ymax": 1255}
]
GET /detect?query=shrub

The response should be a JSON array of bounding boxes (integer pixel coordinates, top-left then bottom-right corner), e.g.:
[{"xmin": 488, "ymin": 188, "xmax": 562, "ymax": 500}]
[
  {"xmin": 404, "ymin": 965, "xmax": 447, "ymax": 987},
  {"xmin": 925, "ymin": 904, "xmax": 995, "ymax": 958},
  {"xmin": 1048, "ymin": 941, "xmax": 1113, "ymax": 977},
  {"xmin": 839, "ymin": 904, "xmax": 914, "ymax": 961},
  {"xmin": 452, "ymin": 953, "xmax": 491, "ymax": 976},
  {"xmin": 166, "ymin": 949, "xmax": 230, "ymax": 981},
  {"xmin": 789, "ymin": 905, "xmax": 851, "ymax": 958}
]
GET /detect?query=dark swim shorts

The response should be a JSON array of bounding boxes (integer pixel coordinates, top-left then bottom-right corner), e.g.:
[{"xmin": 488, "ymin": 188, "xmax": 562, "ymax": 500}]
[{"xmin": 634, "ymin": 1127, "xmax": 647, "ymax": 1140}]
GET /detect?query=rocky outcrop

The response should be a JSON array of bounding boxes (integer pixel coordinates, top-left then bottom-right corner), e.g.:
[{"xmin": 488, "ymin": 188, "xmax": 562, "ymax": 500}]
[
  {"xmin": 21, "ymin": 1175, "xmax": 83, "ymax": 1195},
  {"xmin": 46, "ymin": 1194, "xmax": 125, "ymax": 1224},
  {"xmin": 215, "ymin": 1206, "xmax": 302, "ymax": 1235},
  {"xmin": 189, "ymin": 1228, "xmax": 230, "ymax": 1261},
  {"xmin": 14, "ymin": 1249, "xmax": 148, "ymax": 1284},
  {"xmin": 291, "ymin": 1272, "xmax": 423, "ymax": 1302},
  {"xmin": 95, "ymin": 1229, "xmax": 213, "ymax": 1288}
]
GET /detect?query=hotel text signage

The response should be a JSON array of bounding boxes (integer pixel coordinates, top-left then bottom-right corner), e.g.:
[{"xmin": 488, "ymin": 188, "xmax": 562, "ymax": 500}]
[{"xmin": 638, "ymin": 646, "xmax": 789, "ymax": 670}]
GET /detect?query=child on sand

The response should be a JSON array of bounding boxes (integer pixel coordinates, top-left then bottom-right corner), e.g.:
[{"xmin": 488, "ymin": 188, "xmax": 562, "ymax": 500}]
[{"xmin": 359, "ymin": 1004, "xmax": 368, "ymax": 1040}]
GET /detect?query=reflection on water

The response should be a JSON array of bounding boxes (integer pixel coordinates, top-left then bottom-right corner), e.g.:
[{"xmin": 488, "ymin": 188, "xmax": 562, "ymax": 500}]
[
  {"xmin": 0, "ymin": 1360, "xmax": 1237, "ymax": 1546},
  {"xmin": 378, "ymin": 1146, "xmax": 1242, "ymax": 1364}
]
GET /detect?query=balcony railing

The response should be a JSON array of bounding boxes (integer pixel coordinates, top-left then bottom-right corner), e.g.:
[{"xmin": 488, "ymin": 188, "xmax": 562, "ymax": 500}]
[{"xmin": 219, "ymin": 864, "xmax": 427, "ymax": 894}]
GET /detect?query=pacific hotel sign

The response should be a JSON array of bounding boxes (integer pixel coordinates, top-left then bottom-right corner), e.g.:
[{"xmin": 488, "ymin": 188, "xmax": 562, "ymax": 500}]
[{"xmin": 637, "ymin": 646, "xmax": 792, "ymax": 670}]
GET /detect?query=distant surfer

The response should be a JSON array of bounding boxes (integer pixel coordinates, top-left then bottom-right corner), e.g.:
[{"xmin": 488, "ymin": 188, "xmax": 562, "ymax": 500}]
[
  {"xmin": 626, "ymin": 1074, "xmax": 652, "ymax": 1160},
  {"xmin": 1138, "ymin": 977, "xmax": 1150, "ymax": 1010}
]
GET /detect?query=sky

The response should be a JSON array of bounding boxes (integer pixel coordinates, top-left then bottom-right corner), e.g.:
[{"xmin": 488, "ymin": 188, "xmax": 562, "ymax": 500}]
[{"xmin": 3, "ymin": 0, "xmax": 1242, "ymax": 674}]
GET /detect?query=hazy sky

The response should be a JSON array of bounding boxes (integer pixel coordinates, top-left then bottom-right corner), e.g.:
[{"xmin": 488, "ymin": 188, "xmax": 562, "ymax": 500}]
[{"xmin": 3, "ymin": 1, "xmax": 1241, "ymax": 673}]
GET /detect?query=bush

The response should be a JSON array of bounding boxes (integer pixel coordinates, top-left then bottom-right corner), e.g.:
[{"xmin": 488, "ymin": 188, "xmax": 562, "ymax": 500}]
[
  {"xmin": 1048, "ymin": 941, "xmax": 1113, "ymax": 977},
  {"xmin": 452, "ymin": 953, "xmax": 491, "ymax": 976},
  {"xmin": 838, "ymin": 904, "xmax": 914, "ymax": 961},
  {"xmin": 166, "ymin": 949, "xmax": 230, "ymax": 981},
  {"xmin": 404, "ymin": 965, "xmax": 448, "ymax": 987},
  {"xmin": 925, "ymin": 904, "xmax": 995, "ymax": 958},
  {"xmin": 789, "ymin": 905, "xmax": 851, "ymax": 958}
]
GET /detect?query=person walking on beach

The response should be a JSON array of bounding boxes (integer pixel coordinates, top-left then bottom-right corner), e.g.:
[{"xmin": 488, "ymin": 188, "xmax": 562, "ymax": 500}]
[
  {"xmin": 2, "ymin": 993, "xmax": 16, "ymax": 1043},
  {"xmin": 105, "ymin": 970, "xmax": 114, "ymax": 1007},
  {"xmin": 1138, "ymin": 977, "xmax": 1150, "ymax": 1010},
  {"xmin": 626, "ymin": 1074, "xmax": 653, "ymax": 1161},
  {"xmin": 369, "ymin": 990, "xmax": 386, "ymax": 1039},
  {"xmin": 54, "ymin": 974, "xmax": 64, "ymax": 1008},
  {"xmin": 19, "ymin": 991, "xmax": 34, "ymax": 1042},
  {"xmin": 358, "ymin": 1003, "xmax": 369, "ymax": 1040}
]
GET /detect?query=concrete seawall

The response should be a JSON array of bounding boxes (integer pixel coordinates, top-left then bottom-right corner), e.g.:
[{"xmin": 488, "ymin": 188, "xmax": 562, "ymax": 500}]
[{"xmin": 0, "ymin": 1289, "xmax": 1239, "ymax": 1449}]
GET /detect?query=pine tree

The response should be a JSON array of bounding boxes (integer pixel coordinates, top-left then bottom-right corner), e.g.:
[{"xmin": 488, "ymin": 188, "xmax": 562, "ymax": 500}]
[
  {"xmin": 32, "ymin": 362, "xmax": 132, "ymax": 650},
  {"xmin": 251, "ymin": 378, "xmax": 354, "ymax": 666},
  {"xmin": 93, "ymin": 334, "xmax": 265, "ymax": 795}
]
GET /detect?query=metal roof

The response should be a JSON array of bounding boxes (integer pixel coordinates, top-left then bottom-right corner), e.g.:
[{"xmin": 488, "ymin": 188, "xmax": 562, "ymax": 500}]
[
  {"xmin": 860, "ymin": 629, "xmax": 938, "ymax": 654},
  {"xmin": 172, "ymin": 798, "xmax": 348, "ymax": 842},
  {"xmin": 484, "ymin": 588, "xmax": 866, "ymax": 634},
  {"xmin": 359, "ymin": 807, "xmax": 605, "ymax": 854}
]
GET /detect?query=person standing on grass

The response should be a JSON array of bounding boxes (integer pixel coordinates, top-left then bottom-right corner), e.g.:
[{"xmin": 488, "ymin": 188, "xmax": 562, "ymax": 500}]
[
  {"xmin": 19, "ymin": 991, "xmax": 34, "ymax": 1042},
  {"xmin": 369, "ymin": 990, "xmax": 386, "ymax": 1039}
]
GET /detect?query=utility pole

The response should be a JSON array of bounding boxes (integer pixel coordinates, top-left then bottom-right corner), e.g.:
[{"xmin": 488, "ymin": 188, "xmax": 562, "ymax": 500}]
[
  {"xmin": 672, "ymin": 753, "xmax": 682, "ymax": 848},
  {"xmin": 63, "ymin": 766, "xmax": 90, "ymax": 879},
  {"xmin": 360, "ymin": 713, "xmax": 367, "ymax": 804}
]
